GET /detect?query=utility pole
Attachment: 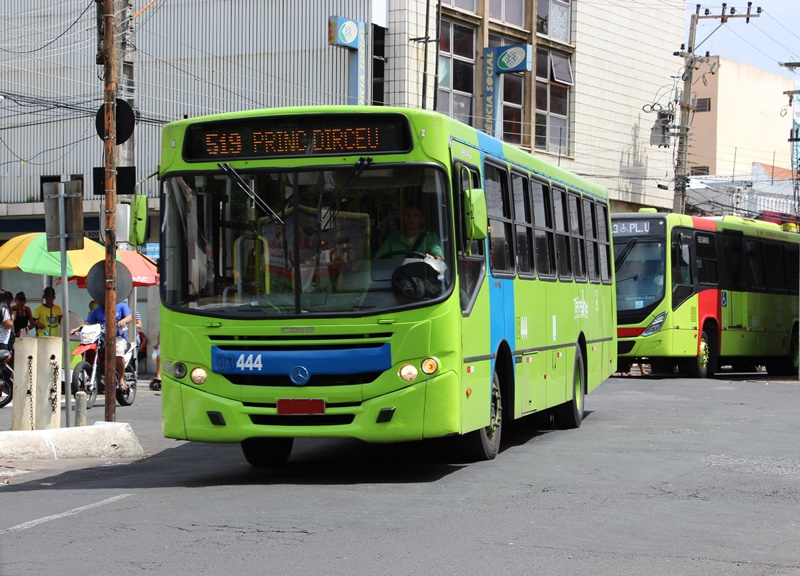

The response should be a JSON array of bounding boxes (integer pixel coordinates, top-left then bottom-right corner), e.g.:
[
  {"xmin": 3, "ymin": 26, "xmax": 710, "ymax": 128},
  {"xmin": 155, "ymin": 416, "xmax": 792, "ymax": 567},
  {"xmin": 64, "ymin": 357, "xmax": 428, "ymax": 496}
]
[
  {"xmin": 784, "ymin": 63, "xmax": 799, "ymax": 214},
  {"xmin": 673, "ymin": 2, "xmax": 760, "ymax": 214},
  {"xmin": 100, "ymin": 0, "xmax": 119, "ymax": 422}
]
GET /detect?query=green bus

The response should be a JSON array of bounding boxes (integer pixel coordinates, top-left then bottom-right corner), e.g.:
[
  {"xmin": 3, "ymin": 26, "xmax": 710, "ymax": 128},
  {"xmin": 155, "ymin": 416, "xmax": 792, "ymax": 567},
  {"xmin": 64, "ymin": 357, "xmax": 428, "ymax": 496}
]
[
  {"xmin": 612, "ymin": 210, "xmax": 799, "ymax": 377},
  {"xmin": 157, "ymin": 106, "xmax": 616, "ymax": 465}
]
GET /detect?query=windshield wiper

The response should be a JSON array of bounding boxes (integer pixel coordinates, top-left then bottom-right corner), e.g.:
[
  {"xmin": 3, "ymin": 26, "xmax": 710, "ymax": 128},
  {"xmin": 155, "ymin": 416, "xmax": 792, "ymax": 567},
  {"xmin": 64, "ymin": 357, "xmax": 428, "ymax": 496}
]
[
  {"xmin": 323, "ymin": 156, "xmax": 372, "ymax": 225},
  {"xmin": 614, "ymin": 237, "xmax": 637, "ymax": 272},
  {"xmin": 314, "ymin": 157, "xmax": 372, "ymax": 273},
  {"xmin": 218, "ymin": 162, "xmax": 284, "ymax": 225}
]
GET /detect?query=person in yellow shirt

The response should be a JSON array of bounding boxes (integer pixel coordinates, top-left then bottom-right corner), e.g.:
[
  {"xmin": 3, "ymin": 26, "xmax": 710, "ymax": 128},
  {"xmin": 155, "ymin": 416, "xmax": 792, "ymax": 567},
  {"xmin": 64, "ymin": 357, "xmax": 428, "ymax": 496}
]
[{"xmin": 31, "ymin": 287, "xmax": 63, "ymax": 337}]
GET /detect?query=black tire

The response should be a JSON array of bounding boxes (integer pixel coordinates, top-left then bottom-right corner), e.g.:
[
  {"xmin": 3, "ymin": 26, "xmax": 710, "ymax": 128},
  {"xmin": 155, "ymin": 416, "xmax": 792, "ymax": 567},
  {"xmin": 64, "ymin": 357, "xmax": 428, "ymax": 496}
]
[
  {"xmin": 116, "ymin": 372, "xmax": 136, "ymax": 406},
  {"xmin": 71, "ymin": 361, "xmax": 98, "ymax": 409},
  {"xmin": 459, "ymin": 371, "xmax": 503, "ymax": 461},
  {"xmin": 0, "ymin": 366, "xmax": 12, "ymax": 409},
  {"xmin": 767, "ymin": 327, "xmax": 799, "ymax": 377},
  {"xmin": 241, "ymin": 437, "xmax": 294, "ymax": 467},
  {"xmin": 555, "ymin": 347, "xmax": 585, "ymax": 429},
  {"xmin": 687, "ymin": 330, "xmax": 715, "ymax": 378}
]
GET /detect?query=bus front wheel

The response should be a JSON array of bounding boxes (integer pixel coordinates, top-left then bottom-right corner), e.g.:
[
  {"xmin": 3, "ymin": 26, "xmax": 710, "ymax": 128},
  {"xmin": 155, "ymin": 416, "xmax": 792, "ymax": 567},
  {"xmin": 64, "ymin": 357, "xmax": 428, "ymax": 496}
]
[
  {"xmin": 241, "ymin": 437, "xmax": 294, "ymax": 467},
  {"xmin": 687, "ymin": 330, "xmax": 715, "ymax": 378},
  {"xmin": 460, "ymin": 372, "xmax": 503, "ymax": 461}
]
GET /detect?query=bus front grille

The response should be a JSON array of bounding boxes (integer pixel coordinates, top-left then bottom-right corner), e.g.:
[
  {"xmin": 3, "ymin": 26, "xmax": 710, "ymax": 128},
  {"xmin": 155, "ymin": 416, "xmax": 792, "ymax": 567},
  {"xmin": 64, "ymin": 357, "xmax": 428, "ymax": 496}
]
[
  {"xmin": 224, "ymin": 371, "xmax": 383, "ymax": 387},
  {"xmin": 249, "ymin": 414, "xmax": 355, "ymax": 426}
]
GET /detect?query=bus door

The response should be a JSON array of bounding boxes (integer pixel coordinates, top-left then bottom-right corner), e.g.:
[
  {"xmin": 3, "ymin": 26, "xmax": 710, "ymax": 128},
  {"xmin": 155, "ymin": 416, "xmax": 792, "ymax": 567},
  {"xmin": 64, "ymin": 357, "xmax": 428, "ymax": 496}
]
[
  {"xmin": 453, "ymin": 162, "xmax": 491, "ymax": 433},
  {"xmin": 720, "ymin": 232, "xmax": 745, "ymax": 338}
]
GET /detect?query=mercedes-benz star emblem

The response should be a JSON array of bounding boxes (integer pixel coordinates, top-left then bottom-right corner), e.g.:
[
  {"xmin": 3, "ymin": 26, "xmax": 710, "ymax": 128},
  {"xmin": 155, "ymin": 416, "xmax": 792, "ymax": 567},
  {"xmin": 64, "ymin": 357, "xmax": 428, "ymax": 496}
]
[{"xmin": 289, "ymin": 365, "xmax": 310, "ymax": 386}]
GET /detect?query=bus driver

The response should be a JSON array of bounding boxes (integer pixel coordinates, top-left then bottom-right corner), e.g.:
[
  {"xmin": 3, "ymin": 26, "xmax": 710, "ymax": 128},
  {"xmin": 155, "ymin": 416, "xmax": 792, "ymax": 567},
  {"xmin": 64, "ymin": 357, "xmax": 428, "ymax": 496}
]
[{"xmin": 375, "ymin": 202, "xmax": 442, "ymax": 260}]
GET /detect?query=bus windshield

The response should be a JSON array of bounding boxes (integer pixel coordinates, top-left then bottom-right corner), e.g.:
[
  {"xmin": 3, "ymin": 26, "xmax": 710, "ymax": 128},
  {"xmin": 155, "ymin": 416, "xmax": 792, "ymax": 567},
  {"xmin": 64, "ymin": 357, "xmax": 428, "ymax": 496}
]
[
  {"xmin": 614, "ymin": 239, "xmax": 666, "ymax": 312},
  {"xmin": 161, "ymin": 164, "xmax": 452, "ymax": 316}
]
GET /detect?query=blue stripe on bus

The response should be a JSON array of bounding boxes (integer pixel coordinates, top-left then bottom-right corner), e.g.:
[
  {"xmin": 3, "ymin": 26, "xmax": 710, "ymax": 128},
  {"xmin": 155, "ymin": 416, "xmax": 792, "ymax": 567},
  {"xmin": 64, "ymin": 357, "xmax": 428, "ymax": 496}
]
[
  {"xmin": 210, "ymin": 343, "xmax": 392, "ymax": 376},
  {"xmin": 476, "ymin": 130, "xmax": 505, "ymax": 159},
  {"xmin": 488, "ymin": 276, "xmax": 516, "ymax": 367}
]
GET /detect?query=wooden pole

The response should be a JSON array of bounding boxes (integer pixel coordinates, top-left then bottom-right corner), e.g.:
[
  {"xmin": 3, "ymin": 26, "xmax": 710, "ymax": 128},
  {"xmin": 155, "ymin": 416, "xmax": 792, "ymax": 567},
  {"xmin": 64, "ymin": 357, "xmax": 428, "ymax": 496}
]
[{"xmin": 102, "ymin": 0, "xmax": 118, "ymax": 422}]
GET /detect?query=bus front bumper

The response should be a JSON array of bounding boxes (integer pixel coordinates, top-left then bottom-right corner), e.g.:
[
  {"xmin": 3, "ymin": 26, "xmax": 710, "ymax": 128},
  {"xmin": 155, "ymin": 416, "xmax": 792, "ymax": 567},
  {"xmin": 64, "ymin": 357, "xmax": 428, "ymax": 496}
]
[{"xmin": 161, "ymin": 370, "xmax": 462, "ymax": 444}]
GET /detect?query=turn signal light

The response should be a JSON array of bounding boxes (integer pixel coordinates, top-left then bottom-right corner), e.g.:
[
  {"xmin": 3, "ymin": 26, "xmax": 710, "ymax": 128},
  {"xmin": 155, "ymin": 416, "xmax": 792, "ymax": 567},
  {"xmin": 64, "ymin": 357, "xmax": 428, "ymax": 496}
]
[{"xmin": 421, "ymin": 358, "xmax": 438, "ymax": 375}]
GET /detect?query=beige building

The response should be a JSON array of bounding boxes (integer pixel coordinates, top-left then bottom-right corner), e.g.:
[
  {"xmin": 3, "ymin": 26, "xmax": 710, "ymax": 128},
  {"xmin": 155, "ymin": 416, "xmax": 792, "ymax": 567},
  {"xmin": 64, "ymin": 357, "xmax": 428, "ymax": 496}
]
[{"xmin": 687, "ymin": 56, "xmax": 794, "ymax": 177}]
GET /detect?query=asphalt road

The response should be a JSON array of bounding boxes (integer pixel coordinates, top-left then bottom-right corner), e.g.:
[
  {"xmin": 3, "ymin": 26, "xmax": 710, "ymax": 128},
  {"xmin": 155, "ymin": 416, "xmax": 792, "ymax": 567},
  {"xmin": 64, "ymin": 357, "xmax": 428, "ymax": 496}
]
[{"xmin": 1, "ymin": 373, "xmax": 799, "ymax": 576}]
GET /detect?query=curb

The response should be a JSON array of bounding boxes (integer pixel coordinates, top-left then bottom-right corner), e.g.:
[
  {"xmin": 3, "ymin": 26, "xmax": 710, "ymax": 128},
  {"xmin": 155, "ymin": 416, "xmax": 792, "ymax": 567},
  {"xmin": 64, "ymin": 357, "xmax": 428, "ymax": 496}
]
[{"xmin": 0, "ymin": 421, "xmax": 145, "ymax": 460}]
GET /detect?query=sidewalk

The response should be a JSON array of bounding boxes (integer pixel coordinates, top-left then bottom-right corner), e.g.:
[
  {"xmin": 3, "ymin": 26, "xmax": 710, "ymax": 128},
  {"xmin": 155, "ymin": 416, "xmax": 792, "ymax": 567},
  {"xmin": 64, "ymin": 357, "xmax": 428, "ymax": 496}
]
[{"xmin": 0, "ymin": 377, "xmax": 176, "ymax": 483}]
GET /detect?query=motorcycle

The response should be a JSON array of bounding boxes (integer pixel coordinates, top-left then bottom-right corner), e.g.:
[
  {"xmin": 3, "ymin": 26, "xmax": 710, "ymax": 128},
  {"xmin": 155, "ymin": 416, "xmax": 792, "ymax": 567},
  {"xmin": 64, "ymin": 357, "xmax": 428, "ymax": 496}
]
[
  {"xmin": 0, "ymin": 348, "xmax": 12, "ymax": 408},
  {"xmin": 71, "ymin": 324, "xmax": 137, "ymax": 408}
]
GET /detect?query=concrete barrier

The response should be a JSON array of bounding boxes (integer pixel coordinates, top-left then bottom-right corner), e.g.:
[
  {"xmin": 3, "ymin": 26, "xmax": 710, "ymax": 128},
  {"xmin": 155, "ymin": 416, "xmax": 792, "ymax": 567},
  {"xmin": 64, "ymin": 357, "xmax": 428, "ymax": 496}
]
[{"xmin": 0, "ymin": 421, "xmax": 144, "ymax": 460}]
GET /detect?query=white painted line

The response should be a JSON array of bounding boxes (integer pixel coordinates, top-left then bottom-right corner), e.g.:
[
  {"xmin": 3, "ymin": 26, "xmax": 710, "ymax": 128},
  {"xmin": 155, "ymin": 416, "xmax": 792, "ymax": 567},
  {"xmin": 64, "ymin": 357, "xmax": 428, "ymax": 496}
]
[{"xmin": 0, "ymin": 494, "xmax": 132, "ymax": 533}]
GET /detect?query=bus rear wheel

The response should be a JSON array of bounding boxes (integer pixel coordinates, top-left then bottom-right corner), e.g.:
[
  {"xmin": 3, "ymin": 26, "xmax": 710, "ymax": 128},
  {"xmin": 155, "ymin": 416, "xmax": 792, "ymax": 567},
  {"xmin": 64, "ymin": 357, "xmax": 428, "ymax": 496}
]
[
  {"xmin": 460, "ymin": 372, "xmax": 502, "ymax": 461},
  {"xmin": 767, "ymin": 327, "xmax": 799, "ymax": 377},
  {"xmin": 241, "ymin": 437, "xmax": 294, "ymax": 467},
  {"xmin": 555, "ymin": 347, "xmax": 585, "ymax": 429}
]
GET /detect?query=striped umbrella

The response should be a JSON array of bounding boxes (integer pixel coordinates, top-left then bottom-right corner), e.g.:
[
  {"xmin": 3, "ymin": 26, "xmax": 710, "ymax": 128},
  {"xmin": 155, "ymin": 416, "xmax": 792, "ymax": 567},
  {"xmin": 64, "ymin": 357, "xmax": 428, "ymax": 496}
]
[{"xmin": 0, "ymin": 233, "xmax": 108, "ymax": 277}]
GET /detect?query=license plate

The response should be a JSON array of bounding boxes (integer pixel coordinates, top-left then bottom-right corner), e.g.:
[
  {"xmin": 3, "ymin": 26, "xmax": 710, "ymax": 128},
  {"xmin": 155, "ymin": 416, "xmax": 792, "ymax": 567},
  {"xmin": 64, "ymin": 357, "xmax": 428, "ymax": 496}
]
[{"xmin": 276, "ymin": 399, "xmax": 326, "ymax": 415}]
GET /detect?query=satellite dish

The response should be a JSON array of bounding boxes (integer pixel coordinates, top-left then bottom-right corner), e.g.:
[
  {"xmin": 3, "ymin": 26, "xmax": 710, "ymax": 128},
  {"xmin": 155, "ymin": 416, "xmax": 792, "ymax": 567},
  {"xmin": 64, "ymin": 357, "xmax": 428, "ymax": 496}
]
[{"xmin": 85, "ymin": 260, "xmax": 134, "ymax": 304}]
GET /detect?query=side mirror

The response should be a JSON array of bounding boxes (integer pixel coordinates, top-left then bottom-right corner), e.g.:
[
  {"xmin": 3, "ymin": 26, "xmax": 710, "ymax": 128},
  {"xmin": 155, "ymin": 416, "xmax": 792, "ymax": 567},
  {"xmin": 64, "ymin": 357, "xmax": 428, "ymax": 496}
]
[{"xmin": 464, "ymin": 188, "xmax": 487, "ymax": 242}]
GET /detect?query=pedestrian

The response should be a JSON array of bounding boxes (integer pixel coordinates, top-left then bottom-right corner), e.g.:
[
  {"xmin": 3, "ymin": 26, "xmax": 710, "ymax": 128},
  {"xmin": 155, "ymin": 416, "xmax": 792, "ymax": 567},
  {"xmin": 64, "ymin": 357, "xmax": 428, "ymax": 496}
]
[
  {"xmin": 32, "ymin": 287, "xmax": 63, "ymax": 337},
  {"xmin": 149, "ymin": 332, "xmax": 161, "ymax": 390},
  {"xmin": 12, "ymin": 292, "xmax": 33, "ymax": 337},
  {"xmin": 0, "ymin": 291, "xmax": 13, "ymax": 351}
]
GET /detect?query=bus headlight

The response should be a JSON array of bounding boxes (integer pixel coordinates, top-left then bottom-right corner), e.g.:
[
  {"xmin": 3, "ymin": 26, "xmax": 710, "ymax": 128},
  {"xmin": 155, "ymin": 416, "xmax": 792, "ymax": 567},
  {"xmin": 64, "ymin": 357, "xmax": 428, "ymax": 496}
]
[
  {"xmin": 172, "ymin": 362, "xmax": 187, "ymax": 379},
  {"xmin": 399, "ymin": 364, "xmax": 419, "ymax": 382},
  {"xmin": 642, "ymin": 312, "xmax": 667, "ymax": 337},
  {"xmin": 190, "ymin": 367, "xmax": 208, "ymax": 384}
]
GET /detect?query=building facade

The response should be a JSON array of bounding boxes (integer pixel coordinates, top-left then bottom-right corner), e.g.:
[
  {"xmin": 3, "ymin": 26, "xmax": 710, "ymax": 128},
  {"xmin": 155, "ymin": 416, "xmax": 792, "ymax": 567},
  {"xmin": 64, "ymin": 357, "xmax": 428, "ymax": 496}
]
[{"xmin": 686, "ymin": 56, "xmax": 794, "ymax": 178}]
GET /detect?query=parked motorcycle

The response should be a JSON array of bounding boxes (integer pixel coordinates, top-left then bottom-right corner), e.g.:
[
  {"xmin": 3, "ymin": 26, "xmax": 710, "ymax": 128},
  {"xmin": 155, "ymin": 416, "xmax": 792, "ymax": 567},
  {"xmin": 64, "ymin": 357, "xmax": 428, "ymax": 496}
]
[
  {"xmin": 71, "ymin": 324, "xmax": 137, "ymax": 408},
  {"xmin": 0, "ymin": 348, "xmax": 12, "ymax": 408}
]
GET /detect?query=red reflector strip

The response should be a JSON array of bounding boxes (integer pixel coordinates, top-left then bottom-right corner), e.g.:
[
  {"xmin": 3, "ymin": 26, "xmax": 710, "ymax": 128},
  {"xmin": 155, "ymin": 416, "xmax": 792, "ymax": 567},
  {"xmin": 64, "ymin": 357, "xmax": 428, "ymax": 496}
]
[
  {"xmin": 618, "ymin": 327, "xmax": 645, "ymax": 338},
  {"xmin": 277, "ymin": 399, "xmax": 326, "ymax": 415}
]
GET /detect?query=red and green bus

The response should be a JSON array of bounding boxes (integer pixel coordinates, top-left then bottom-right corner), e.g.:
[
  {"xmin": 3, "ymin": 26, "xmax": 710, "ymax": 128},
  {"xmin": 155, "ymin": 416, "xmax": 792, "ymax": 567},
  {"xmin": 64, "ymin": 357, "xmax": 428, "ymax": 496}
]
[
  {"xmin": 612, "ymin": 210, "xmax": 799, "ymax": 377},
  {"xmin": 157, "ymin": 106, "xmax": 617, "ymax": 465}
]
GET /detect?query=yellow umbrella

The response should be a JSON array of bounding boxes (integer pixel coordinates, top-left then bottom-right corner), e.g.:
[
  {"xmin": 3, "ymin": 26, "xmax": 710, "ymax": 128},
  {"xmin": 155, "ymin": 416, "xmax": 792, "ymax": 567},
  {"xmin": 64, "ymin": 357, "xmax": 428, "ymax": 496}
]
[{"xmin": 0, "ymin": 233, "xmax": 109, "ymax": 277}]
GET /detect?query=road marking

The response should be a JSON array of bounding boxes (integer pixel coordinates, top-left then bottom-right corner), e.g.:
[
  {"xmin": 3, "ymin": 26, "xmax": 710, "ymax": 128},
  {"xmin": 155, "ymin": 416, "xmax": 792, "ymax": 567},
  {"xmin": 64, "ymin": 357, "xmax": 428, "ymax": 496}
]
[{"xmin": 0, "ymin": 494, "xmax": 132, "ymax": 533}]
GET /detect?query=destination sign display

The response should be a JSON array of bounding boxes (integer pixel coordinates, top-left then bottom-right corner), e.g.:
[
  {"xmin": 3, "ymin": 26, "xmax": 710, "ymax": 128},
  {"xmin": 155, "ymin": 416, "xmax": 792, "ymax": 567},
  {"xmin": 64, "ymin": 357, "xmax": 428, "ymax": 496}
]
[
  {"xmin": 183, "ymin": 113, "xmax": 412, "ymax": 161},
  {"xmin": 611, "ymin": 217, "xmax": 666, "ymax": 238}
]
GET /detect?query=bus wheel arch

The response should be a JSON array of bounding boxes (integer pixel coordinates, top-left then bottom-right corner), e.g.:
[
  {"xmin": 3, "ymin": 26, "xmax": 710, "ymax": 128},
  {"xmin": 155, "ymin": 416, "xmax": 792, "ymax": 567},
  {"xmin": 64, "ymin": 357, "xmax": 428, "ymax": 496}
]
[{"xmin": 459, "ymin": 342, "xmax": 512, "ymax": 461}]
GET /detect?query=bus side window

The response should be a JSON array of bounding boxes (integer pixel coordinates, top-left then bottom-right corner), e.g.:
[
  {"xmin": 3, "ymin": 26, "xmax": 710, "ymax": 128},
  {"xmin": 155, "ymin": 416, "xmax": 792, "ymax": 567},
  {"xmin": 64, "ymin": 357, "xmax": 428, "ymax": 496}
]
[
  {"xmin": 485, "ymin": 163, "xmax": 515, "ymax": 275},
  {"xmin": 671, "ymin": 232, "xmax": 694, "ymax": 309},
  {"xmin": 745, "ymin": 240, "xmax": 765, "ymax": 289},
  {"xmin": 455, "ymin": 163, "xmax": 485, "ymax": 314},
  {"xmin": 568, "ymin": 192, "xmax": 586, "ymax": 281},
  {"xmin": 532, "ymin": 179, "xmax": 555, "ymax": 277},
  {"xmin": 583, "ymin": 198, "xmax": 600, "ymax": 282},
  {"xmin": 595, "ymin": 202, "xmax": 612, "ymax": 283},
  {"xmin": 695, "ymin": 232, "xmax": 718, "ymax": 285},
  {"xmin": 552, "ymin": 187, "xmax": 572, "ymax": 280}
]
